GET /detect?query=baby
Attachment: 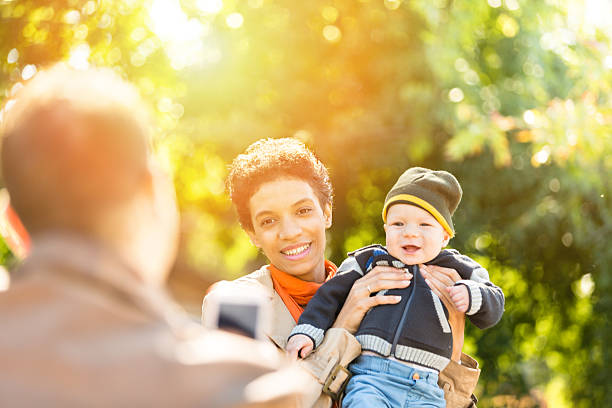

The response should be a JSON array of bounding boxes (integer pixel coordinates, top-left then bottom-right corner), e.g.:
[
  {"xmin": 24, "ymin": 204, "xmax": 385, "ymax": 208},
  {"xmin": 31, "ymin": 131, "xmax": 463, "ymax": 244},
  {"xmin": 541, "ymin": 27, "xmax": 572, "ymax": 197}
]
[{"xmin": 286, "ymin": 167, "xmax": 504, "ymax": 407}]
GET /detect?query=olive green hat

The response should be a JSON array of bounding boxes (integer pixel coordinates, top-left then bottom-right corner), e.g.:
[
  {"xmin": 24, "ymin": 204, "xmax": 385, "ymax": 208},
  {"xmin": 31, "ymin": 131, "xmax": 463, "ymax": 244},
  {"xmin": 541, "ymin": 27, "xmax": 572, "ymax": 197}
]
[{"xmin": 382, "ymin": 167, "xmax": 462, "ymax": 237}]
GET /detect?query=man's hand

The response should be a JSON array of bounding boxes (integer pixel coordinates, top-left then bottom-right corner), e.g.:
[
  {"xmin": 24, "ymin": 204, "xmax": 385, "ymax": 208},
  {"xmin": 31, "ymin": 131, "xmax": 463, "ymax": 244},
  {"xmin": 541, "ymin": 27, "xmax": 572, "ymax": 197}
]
[{"xmin": 286, "ymin": 334, "xmax": 314, "ymax": 360}]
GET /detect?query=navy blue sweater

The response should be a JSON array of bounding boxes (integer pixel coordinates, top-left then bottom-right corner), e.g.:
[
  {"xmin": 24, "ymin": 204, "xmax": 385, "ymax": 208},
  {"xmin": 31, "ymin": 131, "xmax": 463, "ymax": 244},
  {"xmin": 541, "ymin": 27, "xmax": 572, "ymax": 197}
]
[{"xmin": 289, "ymin": 245, "xmax": 505, "ymax": 371}]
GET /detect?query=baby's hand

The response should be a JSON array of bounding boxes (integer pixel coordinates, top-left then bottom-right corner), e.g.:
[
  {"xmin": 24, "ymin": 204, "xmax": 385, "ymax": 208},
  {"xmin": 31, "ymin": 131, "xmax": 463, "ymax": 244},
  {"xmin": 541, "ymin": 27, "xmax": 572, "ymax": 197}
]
[
  {"xmin": 286, "ymin": 334, "xmax": 314, "ymax": 360},
  {"xmin": 447, "ymin": 285, "xmax": 469, "ymax": 313}
]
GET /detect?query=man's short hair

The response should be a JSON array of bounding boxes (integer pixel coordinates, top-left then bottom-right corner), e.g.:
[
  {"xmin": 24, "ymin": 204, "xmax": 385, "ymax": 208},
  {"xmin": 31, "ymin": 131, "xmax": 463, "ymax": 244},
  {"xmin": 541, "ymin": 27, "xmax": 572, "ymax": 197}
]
[
  {"xmin": 1, "ymin": 64, "xmax": 152, "ymax": 234},
  {"xmin": 226, "ymin": 137, "xmax": 333, "ymax": 231}
]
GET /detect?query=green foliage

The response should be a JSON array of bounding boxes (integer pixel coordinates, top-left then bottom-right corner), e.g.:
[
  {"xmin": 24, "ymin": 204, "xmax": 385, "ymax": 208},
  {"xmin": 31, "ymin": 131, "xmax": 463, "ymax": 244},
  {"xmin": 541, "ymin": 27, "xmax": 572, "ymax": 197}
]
[{"xmin": 1, "ymin": 0, "xmax": 611, "ymax": 405}]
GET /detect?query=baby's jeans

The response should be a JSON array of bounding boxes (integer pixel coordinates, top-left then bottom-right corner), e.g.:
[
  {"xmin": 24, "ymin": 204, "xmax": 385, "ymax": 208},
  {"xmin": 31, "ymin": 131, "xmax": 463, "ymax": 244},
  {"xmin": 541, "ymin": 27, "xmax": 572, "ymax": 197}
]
[{"xmin": 342, "ymin": 354, "xmax": 445, "ymax": 408}]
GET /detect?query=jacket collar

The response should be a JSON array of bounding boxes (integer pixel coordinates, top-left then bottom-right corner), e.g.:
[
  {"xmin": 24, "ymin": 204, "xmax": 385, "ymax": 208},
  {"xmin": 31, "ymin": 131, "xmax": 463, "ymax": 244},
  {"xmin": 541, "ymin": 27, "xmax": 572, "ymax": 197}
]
[{"xmin": 252, "ymin": 265, "xmax": 297, "ymax": 349}]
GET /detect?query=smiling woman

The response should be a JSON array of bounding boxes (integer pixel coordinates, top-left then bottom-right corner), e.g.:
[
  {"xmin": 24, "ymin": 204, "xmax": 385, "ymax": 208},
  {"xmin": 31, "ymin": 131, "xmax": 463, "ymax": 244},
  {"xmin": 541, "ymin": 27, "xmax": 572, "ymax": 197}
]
[{"xmin": 201, "ymin": 138, "xmax": 445, "ymax": 407}]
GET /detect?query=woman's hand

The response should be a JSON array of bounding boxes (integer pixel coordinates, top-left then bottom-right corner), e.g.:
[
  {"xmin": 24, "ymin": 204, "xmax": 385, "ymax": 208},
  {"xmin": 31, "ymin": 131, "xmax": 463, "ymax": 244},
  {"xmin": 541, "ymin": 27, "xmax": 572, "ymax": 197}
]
[
  {"xmin": 420, "ymin": 264, "xmax": 465, "ymax": 362},
  {"xmin": 331, "ymin": 266, "xmax": 411, "ymax": 333}
]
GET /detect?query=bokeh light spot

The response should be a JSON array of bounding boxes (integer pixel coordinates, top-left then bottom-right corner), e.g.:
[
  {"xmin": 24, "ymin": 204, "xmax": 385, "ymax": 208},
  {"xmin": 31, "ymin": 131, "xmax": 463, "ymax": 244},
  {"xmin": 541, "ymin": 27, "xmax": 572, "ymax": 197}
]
[
  {"xmin": 226, "ymin": 13, "xmax": 244, "ymax": 29},
  {"xmin": 523, "ymin": 110, "xmax": 535, "ymax": 125},
  {"xmin": 197, "ymin": 0, "xmax": 223, "ymax": 14},
  {"xmin": 323, "ymin": 25, "xmax": 342, "ymax": 43},
  {"xmin": 504, "ymin": 0, "xmax": 520, "ymax": 11},
  {"xmin": 21, "ymin": 64, "xmax": 37, "ymax": 80},
  {"xmin": 74, "ymin": 24, "xmax": 88, "ymax": 41},
  {"xmin": 531, "ymin": 146, "xmax": 550, "ymax": 166},
  {"xmin": 549, "ymin": 178, "xmax": 560, "ymax": 192},
  {"xmin": 7, "ymin": 48, "xmax": 19, "ymax": 64},
  {"xmin": 578, "ymin": 274, "xmax": 594, "ymax": 298},
  {"xmin": 82, "ymin": 1, "xmax": 97, "ymax": 15},
  {"xmin": 384, "ymin": 0, "xmax": 402, "ymax": 10},
  {"xmin": 322, "ymin": 6, "xmax": 339, "ymax": 23},
  {"xmin": 454, "ymin": 58, "xmax": 469, "ymax": 72},
  {"xmin": 98, "ymin": 13, "xmax": 112, "ymax": 29},
  {"xmin": 158, "ymin": 97, "xmax": 174, "ymax": 113},
  {"xmin": 488, "ymin": 0, "xmax": 502, "ymax": 7},
  {"xmin": 130, "ymin": 52, "xmax": 146, "ymax": 67},
  {"xmin": 131, "ymin": 27, "xmax": 147, "ymax": 42},
  {"xmin": 561, "ymin": 232, "xmax": 573, "ymax": 247},
  {"xmin": 64, "ymin": 9, "xmax": 80, "ymax": 24},
  {"xmin": 497, "ymin": 14, "xmax": 519, "ymax": 37},
  {"xmin": 449, "ymin": 87, "xmax": 464, "ymax": 103},
  {"xmin": 68, "ymin": 43, "xmax": 91, "ymax": 70}
]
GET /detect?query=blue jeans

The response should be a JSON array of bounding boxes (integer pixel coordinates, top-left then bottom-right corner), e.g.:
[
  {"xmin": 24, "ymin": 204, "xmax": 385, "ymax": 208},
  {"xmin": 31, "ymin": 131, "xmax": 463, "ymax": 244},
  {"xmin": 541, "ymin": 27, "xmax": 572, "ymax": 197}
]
[{"xmin": 342, "ymin": 355, "xmax": 446, "ymax": 408}]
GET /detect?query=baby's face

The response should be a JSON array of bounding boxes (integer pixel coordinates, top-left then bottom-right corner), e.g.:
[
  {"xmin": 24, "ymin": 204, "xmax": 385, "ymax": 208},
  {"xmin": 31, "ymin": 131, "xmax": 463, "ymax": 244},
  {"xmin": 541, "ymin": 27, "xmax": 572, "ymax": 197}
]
[{"xmin": 384, "ymin": 203, "xmax": 450, "ymax": 265}]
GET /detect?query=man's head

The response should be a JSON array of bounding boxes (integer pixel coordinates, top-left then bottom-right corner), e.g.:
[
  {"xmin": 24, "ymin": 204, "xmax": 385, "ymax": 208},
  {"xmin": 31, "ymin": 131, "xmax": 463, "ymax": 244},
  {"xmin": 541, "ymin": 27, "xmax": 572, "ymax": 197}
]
[
  {"xmin": 226, "ymin": 137, "xmax": 333, "ymax": 232},
  {"xmin": 382, "ymin": 167, "xmax": 462, "ymax": 264},
  {"xmin": 1, "ymin": 64, "xmax": 178, "ymax": 283}
]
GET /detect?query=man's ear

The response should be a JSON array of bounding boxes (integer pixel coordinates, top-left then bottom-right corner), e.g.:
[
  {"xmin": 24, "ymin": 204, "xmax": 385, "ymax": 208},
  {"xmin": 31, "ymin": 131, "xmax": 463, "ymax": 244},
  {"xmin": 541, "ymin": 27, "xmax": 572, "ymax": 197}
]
[
  {"xmin": 323, "ymin": 203, "xmax": 333, "ymax": 229},
  {"xmin": 246, "ymin": 229, "xmax": 261, "ymax": 248},
  {"xmin": 138, "ymin": 166, "xmax": 155, "ymax": 198}
]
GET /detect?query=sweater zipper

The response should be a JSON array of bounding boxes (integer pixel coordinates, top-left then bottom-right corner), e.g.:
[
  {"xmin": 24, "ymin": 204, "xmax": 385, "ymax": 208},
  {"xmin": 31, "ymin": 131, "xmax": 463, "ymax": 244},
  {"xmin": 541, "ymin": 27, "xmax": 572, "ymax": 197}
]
[{"xmin": 390, "ymin": 264, "xmax": 418, "ymax": 356}]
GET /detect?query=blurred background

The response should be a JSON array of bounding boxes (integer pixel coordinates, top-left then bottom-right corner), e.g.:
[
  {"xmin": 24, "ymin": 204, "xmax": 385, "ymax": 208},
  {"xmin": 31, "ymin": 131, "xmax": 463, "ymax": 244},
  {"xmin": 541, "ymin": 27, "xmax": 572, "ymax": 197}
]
[{"xmin": 1, "ymin": 0, "xmax": 611, "ymax": 406}]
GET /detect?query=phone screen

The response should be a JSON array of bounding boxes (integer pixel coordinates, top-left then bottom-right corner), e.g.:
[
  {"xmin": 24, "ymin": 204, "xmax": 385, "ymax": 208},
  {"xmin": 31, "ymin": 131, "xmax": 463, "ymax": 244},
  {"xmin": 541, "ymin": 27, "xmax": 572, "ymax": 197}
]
[{"xmin": 217, "ymin": 302, "xmax": 259, "ymax": 339}]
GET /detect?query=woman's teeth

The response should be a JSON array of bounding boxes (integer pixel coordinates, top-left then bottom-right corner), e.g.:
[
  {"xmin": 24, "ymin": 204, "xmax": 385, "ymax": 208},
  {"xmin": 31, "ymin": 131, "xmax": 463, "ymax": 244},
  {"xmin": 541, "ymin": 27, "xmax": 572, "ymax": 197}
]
[{"xmin": 283, "ymin": 244, "xmax": 310, "ymax": 256}]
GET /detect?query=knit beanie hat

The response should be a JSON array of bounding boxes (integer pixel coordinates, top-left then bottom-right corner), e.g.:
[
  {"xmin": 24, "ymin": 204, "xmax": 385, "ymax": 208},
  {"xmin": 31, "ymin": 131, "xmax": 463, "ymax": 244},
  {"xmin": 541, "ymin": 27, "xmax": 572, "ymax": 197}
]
[{"xmin": 382, "ymin": 167, "xmax": 462, "ymax": 237}]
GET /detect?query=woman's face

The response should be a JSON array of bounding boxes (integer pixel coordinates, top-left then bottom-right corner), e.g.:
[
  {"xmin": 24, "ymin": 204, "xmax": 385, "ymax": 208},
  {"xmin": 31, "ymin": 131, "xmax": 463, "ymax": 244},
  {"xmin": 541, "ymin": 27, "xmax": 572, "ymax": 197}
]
[{"xmin": 246, "ymin": 178, "xmax": 332, "ymax": 283}]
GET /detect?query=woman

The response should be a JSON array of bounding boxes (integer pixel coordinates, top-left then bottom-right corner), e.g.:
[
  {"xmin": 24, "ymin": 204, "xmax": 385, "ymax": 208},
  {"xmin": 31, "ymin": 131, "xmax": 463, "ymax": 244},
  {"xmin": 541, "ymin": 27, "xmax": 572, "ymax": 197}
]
[{"xmin": 202, "ymin": 138, "xmax": 479, "ymax": 407}]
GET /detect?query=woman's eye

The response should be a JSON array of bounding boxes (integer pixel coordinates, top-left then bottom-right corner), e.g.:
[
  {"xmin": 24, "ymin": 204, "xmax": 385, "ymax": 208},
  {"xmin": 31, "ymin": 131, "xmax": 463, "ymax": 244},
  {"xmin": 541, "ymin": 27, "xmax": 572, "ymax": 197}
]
[
  {"xmin": 297, "ymin": 207, "xmax": 312, "ymax": 215},
  {"xmin": 260, "ymin": 218, "xmax": 275, "ymax": 227}
]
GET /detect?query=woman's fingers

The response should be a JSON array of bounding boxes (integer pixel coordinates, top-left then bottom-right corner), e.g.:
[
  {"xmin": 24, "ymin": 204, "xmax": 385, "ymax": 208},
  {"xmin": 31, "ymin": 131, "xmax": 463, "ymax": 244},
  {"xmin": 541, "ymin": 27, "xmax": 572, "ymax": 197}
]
[
  {"xmin": 359, "ymin": 266, "xmax": 412, "ymax": 293},
  {"xmin": 332, "ymin": 266, "xmax": 408, "ymax": 333},
  {"xmin": 420, "ymin": 267, "xmax": 453, "ymax": 288},
  {"xmin": 369, "ymin": 294, "xmax": 402, "ymax": 307},
  {"xmin": 421, "ymin": 264, "xmax": 461, "ymax": 284}
]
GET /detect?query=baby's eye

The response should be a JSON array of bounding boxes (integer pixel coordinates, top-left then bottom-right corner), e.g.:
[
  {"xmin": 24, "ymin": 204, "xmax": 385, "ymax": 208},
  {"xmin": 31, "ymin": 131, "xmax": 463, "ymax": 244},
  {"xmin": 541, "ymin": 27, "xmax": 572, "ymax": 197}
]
[
  {"xmin": 420, "ymin": 222, "xmax": 432, "ymax": 227},
  {"xmin": 392, "ymin": 221, "xmax": 404, "ymax": 227},
  {"xmin": 297, "ymin": 207, "xmax": 313, "ymax": 215}
]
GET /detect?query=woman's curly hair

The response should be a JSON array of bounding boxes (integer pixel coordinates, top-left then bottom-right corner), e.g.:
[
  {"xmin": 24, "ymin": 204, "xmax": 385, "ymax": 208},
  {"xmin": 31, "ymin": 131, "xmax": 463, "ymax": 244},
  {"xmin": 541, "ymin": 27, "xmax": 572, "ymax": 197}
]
[{"xmin": 227, "ymin": 138, "xmax": 333, "ymax": 231}]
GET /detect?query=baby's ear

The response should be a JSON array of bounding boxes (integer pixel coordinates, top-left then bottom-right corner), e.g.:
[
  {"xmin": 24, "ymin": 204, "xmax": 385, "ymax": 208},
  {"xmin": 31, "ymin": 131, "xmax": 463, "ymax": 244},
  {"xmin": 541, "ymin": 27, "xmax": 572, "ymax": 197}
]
[{"xmin": 442, "ymin": 232, "xmax": 451, "ymax": 247}]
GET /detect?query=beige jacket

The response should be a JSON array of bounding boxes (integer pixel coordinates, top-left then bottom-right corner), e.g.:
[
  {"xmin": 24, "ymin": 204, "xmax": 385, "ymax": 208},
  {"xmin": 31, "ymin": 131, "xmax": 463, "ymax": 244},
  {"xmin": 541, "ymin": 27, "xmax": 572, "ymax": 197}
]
[
  {"xmin": 203, "ymin": 265, "xmax": 361, "ymax": 408},
  {"xmin": 203, "ymin": 265, "xmax": 481, "ymax": 408},
  {"xmin": 0, "ymin": 234, "xmax": 301, "ymax": 408}
]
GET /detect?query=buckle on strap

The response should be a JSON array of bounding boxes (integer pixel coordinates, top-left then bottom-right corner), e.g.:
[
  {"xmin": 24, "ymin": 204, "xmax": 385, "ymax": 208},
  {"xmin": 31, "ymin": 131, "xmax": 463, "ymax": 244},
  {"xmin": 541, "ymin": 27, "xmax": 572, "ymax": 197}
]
[{"xmin": 322, "ymin": 364, "xmax": 352, "ymax": 401}]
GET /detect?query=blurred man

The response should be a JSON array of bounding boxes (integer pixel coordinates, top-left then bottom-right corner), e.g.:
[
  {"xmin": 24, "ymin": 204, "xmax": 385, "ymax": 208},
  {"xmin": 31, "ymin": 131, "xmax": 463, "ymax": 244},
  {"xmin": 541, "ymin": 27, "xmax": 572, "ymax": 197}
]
[{"xmin": 0, "ymin": 65, "xmax": 300, "ymax": 407}]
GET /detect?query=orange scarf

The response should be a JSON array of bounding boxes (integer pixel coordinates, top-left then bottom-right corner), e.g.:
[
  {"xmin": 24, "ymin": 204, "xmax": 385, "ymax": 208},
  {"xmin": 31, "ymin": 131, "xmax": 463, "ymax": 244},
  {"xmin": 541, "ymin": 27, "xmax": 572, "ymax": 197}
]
[{"xmin": 269, "ymin": 260, "xmax": 337, "ymax": 323}]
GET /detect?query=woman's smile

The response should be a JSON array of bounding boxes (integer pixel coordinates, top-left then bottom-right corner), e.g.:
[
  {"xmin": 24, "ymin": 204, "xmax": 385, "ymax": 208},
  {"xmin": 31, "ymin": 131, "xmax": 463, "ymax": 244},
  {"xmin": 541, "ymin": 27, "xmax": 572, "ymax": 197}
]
[{"xmin": 281, "ymin": 242, "xmax": 312, "ymax": 259}]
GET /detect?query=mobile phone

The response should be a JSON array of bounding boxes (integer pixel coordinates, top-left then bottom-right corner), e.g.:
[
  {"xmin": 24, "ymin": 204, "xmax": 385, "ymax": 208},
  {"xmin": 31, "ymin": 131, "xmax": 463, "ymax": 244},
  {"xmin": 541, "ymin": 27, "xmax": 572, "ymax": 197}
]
[{"xmin": 203, "ymin": 285, "xmax": 270, "ymax": 340}]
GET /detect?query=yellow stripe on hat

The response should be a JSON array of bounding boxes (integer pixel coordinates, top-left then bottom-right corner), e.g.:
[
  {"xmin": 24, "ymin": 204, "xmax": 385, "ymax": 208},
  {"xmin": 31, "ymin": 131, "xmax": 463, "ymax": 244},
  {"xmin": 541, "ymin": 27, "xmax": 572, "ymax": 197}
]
[{"xmin": 382, "ymin": 194, "xmax": 455, "ymax": 238}]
